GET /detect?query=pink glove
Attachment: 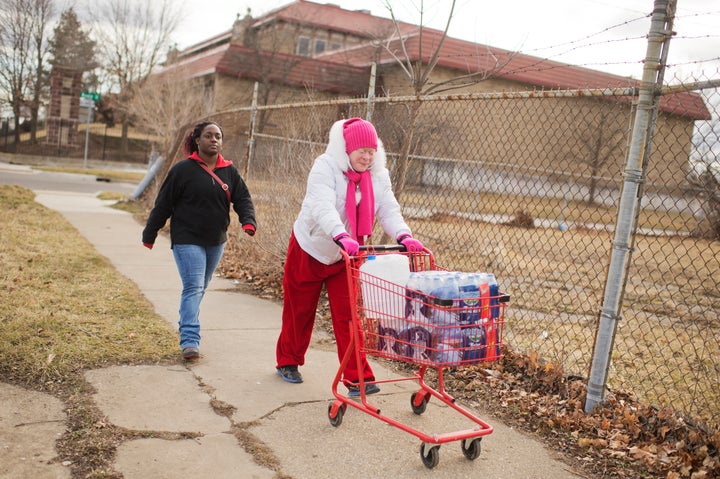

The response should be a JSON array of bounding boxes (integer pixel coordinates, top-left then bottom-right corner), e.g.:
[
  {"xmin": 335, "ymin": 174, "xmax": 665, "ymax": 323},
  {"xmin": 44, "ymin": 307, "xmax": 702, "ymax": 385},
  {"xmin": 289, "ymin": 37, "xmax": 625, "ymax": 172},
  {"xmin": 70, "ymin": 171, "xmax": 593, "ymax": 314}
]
[
  {"xmin": 397, "ymin": 234, "xmax": 423, "ymax": 252},
  {"xmin": 143, "ymin": 242, "xmax": 154, "ymax": 250},
  {"xmin": 242, "ymin": 224, "xmax": 256, "ymax": 236},
  {"xmin": 333, "ymin": 233, "xmax": 359, "ymax": 256}
]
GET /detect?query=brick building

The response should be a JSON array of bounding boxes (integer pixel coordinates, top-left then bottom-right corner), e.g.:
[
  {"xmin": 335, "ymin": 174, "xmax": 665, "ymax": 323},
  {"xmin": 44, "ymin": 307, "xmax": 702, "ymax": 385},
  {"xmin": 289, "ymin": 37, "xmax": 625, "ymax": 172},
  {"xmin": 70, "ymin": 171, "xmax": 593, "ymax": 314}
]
[{"xmin": 152, "ymin": 0, "xmax": 709, "ymax": 191}]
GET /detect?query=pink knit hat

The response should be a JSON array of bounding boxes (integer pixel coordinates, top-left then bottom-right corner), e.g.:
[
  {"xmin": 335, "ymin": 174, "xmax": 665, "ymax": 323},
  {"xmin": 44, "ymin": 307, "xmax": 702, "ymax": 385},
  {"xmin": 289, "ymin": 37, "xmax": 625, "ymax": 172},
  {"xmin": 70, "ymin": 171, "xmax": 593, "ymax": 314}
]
[{"xmin": 343, "ymin": 118, "xmax": 378, "ymax": 154}]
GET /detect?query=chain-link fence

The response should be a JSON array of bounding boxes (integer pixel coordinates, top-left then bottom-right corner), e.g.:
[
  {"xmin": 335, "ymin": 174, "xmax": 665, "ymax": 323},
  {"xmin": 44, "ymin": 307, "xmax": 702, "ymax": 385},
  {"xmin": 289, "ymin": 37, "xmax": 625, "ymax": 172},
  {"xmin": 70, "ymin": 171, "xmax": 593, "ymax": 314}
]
[{"xmin": 158, "ymin": 70, "xmax": 720, "ymax": 432}]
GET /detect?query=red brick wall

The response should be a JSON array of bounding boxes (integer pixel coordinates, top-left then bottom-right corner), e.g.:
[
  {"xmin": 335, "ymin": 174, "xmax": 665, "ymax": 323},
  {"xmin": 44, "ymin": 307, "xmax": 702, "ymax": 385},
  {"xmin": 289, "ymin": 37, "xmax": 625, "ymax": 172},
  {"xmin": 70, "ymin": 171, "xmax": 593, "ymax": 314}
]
[{"xmin": 45, "ymin": 67, "xmax": 83, "ymax": 147}]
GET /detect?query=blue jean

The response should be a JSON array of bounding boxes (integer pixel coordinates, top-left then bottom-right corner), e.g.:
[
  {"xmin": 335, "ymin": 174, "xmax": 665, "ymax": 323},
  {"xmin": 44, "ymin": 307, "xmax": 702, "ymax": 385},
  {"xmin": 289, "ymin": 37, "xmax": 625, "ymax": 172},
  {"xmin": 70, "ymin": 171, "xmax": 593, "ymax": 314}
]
[{"xmin": 172, "ymin": 243, "xmax": 226, "ymax": 348}]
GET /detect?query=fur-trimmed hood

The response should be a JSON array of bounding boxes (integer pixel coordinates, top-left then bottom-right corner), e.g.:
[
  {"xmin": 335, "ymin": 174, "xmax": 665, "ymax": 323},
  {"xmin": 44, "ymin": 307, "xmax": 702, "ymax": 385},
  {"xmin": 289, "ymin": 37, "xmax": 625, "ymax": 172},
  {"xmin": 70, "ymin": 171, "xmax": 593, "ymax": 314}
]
[
  {"xmin": 324, "ymin": 119, "xmax": 387, "ymax": 175},
  {"xmin": 291, "ymin": 118, "xmax": 410, "ymax": 265}
]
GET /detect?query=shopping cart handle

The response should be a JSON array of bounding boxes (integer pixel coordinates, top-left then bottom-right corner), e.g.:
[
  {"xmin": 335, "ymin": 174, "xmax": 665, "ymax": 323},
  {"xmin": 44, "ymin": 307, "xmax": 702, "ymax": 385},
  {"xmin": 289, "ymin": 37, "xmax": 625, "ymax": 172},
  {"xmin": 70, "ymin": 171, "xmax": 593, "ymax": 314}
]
[{"xmin": 359, "ymin": 244, "xmax": 407, "ymax": 252}]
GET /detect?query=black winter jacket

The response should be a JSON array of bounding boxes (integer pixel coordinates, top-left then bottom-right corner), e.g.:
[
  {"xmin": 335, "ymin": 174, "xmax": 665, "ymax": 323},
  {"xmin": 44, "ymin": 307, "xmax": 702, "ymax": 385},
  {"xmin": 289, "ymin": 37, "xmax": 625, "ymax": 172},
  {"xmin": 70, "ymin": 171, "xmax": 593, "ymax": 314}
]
[{"xmin": 142, "ymin": 156, "xmax": 256, "ymax": 247}]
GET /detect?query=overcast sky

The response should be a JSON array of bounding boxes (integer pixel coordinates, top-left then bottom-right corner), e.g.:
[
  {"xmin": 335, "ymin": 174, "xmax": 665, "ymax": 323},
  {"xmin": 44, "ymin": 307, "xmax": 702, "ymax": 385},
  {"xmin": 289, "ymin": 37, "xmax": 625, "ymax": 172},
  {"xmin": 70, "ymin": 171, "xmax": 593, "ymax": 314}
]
[{"xmin": 175, "ymin": 0, "xmax": 720, "ymax": 81}]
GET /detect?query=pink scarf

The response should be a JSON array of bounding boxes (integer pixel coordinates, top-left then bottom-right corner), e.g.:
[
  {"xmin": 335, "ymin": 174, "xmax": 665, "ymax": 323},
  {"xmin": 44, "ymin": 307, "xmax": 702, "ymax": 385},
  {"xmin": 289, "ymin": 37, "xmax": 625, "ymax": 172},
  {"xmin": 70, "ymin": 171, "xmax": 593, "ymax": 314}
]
[{"xmin": 344, "ymin": 169, "xmax": 374, "ymax": 244}]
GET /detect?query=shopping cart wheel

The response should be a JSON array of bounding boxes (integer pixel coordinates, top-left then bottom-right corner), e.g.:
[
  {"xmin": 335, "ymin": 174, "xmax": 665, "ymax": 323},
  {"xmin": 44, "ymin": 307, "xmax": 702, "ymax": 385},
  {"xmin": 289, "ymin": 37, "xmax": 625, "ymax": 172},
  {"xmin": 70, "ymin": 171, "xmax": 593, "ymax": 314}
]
[
  {"xmin": 410, "ymin": 391, "xmax": 429, "ymax": 415},
  {"xmin": 328, "ymin": 402, "xmax": 346, "ymax": 427},
  {"xmin": 420, "ymin": 443, "xmax": 440, "ymax": 469},
  {"xmin": 461, "ymin": 437, "xmax": 482, "ymax": 460}
]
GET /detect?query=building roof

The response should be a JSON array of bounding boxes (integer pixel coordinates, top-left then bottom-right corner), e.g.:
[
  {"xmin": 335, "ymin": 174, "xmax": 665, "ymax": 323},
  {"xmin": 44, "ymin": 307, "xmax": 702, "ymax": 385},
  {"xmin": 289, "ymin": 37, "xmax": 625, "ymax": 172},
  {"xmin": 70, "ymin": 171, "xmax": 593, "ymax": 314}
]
[
  {"xmin": 155, "ymin": 41, "xmax": 368, "ymax": 96},
  {"xmin": 157, "ymin": 0, "xmax": 710, "ymax": 120},
  {"xmin": 318, "ymin": 28, "xmax": 710, "ymax": 120},
  {"xmin": 216, "ymin": 45, "xmax": 369, "ymax": 95},
  {"xmin": 252, "ymin": 0, "xmax": 418, "ymax": 39},
  {"xmin": 160, "ymin": 44, "xmax": 229, "ymax": 80}
]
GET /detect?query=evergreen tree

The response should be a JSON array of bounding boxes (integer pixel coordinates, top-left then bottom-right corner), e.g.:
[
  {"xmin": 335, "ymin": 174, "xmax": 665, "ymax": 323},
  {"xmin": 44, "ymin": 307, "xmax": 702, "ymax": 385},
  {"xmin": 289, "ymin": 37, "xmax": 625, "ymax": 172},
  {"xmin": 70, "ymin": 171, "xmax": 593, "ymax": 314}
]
[{"xmin": 49, "ymin": 8, "xmax": 97, "ymax": 71}]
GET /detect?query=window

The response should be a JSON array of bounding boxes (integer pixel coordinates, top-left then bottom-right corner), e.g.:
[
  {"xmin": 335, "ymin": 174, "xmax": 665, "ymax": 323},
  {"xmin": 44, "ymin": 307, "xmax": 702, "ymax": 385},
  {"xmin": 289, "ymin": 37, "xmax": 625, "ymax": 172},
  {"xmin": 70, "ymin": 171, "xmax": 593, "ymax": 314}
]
[
  {"xmin": 297, "ymin": 36, "xmax": 310, "ymax": 56},
  {"xmin": 314, "ymin": 39, "xmax": 326, "ymax": 55},
  {"xmin": 330, "ymin": 42, "xmax": 342, "ymax": 51}
]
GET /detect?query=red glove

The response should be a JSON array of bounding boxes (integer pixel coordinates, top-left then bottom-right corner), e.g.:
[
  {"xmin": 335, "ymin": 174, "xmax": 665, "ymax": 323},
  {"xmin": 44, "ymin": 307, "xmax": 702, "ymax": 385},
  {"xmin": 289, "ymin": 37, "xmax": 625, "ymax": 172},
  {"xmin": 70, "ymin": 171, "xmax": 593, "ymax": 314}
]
[
  {"xmin": 143, "ymin": 242, "xmax": 154, "ymax": 250},
  {"xmin": 242, "ymin": 224, "xmax": 256, "ymax": 236},
  {"xmin": 397, "ymin": 234, "xmax": 423, "ymax": 252},
  {"xmin": 333, "ymin": 233, "xmax": 359, "ymax": 256}
]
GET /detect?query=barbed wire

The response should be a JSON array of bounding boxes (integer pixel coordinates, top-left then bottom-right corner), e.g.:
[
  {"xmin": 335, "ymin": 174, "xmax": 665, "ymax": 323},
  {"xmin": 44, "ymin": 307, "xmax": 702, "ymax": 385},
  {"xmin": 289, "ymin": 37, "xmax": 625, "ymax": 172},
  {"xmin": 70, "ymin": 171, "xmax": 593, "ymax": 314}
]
[
  {"xmin": 439, "ymin": 28, "xmax": 719, "ymax": 80},
  {"xmin": 434, "ymin": 13, "xmax": 652, "ymax": 80},
  {"xmin": 519, "ymin": 14, "xmax": 650, "ymax": 56},
  {"xmin": 673, "ymin": 34, "xmax": 720, "ymax": 41},
  {"xmin": 455, "ymin": 8, "xmax": 718, "ymax": 79},
  {"xmin": 673, "ymin": 9, "xmax": 720, "ymax": 23},
  {"xmin": 667, "ymin": 57, "xmax": 720, "ymax": 69}
]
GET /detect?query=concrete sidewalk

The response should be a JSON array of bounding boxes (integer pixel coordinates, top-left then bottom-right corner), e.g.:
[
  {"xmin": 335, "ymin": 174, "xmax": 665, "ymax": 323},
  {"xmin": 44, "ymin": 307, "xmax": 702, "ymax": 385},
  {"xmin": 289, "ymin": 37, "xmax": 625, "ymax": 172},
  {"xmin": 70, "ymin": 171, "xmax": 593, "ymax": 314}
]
[{"xmin": 1, "ymin": 186, "xmax": 583, "ymax": 478}]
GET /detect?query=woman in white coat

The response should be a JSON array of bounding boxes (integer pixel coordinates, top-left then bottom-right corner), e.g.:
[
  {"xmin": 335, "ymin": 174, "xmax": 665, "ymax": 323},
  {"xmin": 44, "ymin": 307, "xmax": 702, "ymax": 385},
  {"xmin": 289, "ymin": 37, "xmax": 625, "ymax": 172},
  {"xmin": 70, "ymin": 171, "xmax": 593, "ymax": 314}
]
[{"xmin": 275, "ymin": 117, "xmax": 424, "ymax": 396}]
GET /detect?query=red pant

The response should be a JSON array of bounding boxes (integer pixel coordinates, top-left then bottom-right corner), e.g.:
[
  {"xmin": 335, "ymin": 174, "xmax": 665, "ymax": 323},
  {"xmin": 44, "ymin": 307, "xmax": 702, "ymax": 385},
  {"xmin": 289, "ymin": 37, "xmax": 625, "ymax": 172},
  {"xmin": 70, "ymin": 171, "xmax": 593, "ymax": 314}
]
[{"xmin": 276, "ymin": 233, "xmax": 374, "ymax": 384}]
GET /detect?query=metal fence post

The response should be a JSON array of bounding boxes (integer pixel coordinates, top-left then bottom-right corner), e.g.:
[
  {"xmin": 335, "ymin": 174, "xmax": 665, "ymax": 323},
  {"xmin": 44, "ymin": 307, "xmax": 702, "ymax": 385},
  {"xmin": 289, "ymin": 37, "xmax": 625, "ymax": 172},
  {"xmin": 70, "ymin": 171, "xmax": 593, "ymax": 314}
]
[
  {"xmin": 244, "ymin": 81, "xmax": 259, "ymax": 179},
  {"xmin": 366, "ymin": 62, "xmax": 376, "ymax": 122},
  {"xmin": 584, "ymin": 0, "xmax": 676, "ymax": 414}
]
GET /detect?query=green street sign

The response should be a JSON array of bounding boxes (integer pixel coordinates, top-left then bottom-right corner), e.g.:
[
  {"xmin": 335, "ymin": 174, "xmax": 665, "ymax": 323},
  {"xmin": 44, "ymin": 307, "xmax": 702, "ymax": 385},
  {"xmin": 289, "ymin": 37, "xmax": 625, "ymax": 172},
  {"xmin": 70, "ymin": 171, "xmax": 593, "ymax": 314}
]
[{"xmin": 80, "ymin": 91, "xmax": 100, "ymax": 101}]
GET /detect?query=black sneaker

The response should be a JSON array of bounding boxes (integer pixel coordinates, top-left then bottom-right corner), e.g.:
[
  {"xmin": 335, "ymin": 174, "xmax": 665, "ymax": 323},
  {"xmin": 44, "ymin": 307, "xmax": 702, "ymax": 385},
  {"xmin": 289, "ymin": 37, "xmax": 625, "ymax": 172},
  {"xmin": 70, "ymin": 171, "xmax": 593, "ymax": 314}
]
[
  {"xmin": 347, "ymin": 383, "xmax": 380, "ymax": 397},
  {"xmin": 277, "ymin": 365, "xmax": 303, "ymax": 383}
]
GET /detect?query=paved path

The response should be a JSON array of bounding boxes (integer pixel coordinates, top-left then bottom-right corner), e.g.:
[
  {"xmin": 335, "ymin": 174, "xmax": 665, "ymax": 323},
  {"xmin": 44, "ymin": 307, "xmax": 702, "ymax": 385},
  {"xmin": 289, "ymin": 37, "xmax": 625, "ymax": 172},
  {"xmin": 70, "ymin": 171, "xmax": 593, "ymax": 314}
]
[{"xmin": 1, "ymin": 165, "xmax": 584, "ymax": 478}]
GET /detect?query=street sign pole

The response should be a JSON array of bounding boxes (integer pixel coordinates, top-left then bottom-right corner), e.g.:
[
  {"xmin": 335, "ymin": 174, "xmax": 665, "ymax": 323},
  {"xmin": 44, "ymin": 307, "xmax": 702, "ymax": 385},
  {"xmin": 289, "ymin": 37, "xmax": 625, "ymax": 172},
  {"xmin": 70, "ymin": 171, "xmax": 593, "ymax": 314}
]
[
  {"xmin": 80, "ymin": 92, "xmax": 100, "ymax": 169},
  {"xmin": 83, "ymin": 105, "xmax": 92, "ymax": 169}
]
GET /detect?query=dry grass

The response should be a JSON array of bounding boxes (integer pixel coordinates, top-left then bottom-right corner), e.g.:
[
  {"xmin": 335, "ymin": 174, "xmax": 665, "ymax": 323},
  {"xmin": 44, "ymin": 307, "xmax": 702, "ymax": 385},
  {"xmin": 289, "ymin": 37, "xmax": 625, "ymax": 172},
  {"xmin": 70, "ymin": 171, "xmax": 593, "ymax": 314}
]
[
  {"xmin": 0, "ymin": 184, "xmax": 179, "ymax": 477},
  {"xmin": 0, "ymin": 183, "xmax": 287, "ymax": 478},
  {"xmin": 0, "ymin": 185, "xmax": 178, "ymax": 384}
]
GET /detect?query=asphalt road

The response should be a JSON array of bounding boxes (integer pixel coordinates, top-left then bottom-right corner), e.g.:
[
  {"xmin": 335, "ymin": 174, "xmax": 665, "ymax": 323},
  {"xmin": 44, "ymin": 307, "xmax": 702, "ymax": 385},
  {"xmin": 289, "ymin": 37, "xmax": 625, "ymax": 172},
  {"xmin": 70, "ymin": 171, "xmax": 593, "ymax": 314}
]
[{"xmin": 0, "ymin": 162, "xmax": 139, "ymax": 195}]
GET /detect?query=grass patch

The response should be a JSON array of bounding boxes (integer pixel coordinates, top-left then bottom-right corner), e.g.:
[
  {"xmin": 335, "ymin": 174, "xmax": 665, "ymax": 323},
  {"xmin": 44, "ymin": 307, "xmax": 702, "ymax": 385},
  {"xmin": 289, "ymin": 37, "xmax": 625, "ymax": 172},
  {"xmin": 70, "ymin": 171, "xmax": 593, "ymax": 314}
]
[
  {"xmin": 403, "ymin": 187, "xmax": 694, "ymax": 232},
  {"xmin": 109, "ymin": 197, "xmax": 146, "ymax": 215},
  {"xmin": 0, "ymin": 184, "xmax": 178, "ymax": 477},
  {"xmin": 0, "ymin": 184, "xmax": 177, "ymax": 384}
]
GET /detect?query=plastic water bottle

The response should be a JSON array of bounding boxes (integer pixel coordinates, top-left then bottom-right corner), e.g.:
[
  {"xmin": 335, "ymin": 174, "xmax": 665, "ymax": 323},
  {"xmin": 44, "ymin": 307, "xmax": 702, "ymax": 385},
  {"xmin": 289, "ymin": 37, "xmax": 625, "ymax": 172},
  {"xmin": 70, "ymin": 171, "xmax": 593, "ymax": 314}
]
[
  {"xmin": 396, "ymin": 325, "xmax": 433, "ymax": 361},
  {"xmin": 485, "ymin": 273, "xmax": 501, "ymax": 359},
  {"xmin": 405, "ymin": 271, "xmax": 430, "ymax": 327},
  {"xmin": 435, "ymin": 342, "xmax": 462, "ymax": 366},
  {"xmin": 429, "ymin": 273, "xmax": 457, "ymax": 325},
  {"xmin": 461, "ymin": 326, "xmax": 486, "ymax": 362},
  {"xmin": 488, "ymin": 273, "xmax": 499, "ymax": 319},
  {"xmin": 457, "ymin": 272, "xmax": 481, "ymax": 326},
  {"xmin": 409, "ymin": 271, "xmax": 442, "ymax": 326},
  {"xmin": 377, "ymin": 324, "xmax": 399, "ymax": 358},
  {"xmin": 428, "ymin": 273, "xmax": 463, "ymax": 366}
]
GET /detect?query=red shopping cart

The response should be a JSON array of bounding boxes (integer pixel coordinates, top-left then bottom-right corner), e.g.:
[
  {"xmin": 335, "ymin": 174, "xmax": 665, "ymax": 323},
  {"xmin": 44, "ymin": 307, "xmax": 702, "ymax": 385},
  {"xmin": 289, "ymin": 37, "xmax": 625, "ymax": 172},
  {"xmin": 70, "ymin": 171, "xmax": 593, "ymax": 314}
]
[{"xmin": 327, "ymin": 245, "xmax": 509, "ymax": 469}]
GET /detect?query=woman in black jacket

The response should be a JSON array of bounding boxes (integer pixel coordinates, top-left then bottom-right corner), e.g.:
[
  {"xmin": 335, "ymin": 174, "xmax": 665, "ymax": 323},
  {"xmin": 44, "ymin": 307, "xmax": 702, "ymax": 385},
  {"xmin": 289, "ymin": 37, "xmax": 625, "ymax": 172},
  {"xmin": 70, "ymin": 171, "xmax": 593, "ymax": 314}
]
[{"xmin": 142, "ymin": 121, "xmax": 256, "ymax": 360}]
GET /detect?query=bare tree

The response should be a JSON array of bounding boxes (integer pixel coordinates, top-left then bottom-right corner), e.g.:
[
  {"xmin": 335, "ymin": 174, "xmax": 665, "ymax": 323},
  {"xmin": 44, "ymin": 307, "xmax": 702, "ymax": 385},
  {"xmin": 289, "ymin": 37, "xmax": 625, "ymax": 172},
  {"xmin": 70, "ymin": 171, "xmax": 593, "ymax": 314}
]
[
  {"xmin": 230, "ymin": 10, "xmax": 305, "ymax": 133},
  {"xmin": 688, "ymin": 163, "xmax": 720, "ymax": 239},
  {"xmin": 378, "ymin": 0, "xmax": 514, "ymax": 201},
  {"xmin": 89, "ymin": 0, "xmax": 181, "ymax": 154},
  {"xmin": 28, "ymin": 0, "xmax": 53, "ymax": 143},
  {"xmin": 0, "ymin": 0, "xmax": 54, "ymax": 146},
  {"xmin": 126, "ymin": 71, "xmax": 209, "ymax": 155},
  {"xmin": 570, "ymin": 100, "xmax": 628, "ymax": 204},
  {"xmin": 688, "ymin": 87, "xmax": 720, "ymax": 239}
]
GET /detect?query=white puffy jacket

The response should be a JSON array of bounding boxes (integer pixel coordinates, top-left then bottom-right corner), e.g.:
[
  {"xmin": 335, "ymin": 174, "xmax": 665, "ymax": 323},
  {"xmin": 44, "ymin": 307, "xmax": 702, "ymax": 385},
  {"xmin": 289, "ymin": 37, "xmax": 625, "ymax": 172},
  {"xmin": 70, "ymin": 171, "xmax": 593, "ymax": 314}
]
[{"xmin": 293, "ymin": 119, "xmax": 412, "ymax": 265}]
